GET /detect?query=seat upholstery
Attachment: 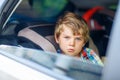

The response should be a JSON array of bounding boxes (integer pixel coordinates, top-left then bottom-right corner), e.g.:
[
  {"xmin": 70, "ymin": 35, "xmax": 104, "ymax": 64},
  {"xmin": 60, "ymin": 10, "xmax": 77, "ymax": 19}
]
[{"xmin": 17, "ymin": 24, "xmax": 99, "ymax": 55}]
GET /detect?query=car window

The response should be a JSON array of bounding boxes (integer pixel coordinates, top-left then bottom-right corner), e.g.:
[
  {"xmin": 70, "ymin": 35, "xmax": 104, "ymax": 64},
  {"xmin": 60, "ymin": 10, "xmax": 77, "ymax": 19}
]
[
  {"xmin": 0, "ymin": 0, "xmax": 119, "ymax": 80},
  {"xmin": 0, "ymin": 44, "xmax": 103, "ymax": 80}
]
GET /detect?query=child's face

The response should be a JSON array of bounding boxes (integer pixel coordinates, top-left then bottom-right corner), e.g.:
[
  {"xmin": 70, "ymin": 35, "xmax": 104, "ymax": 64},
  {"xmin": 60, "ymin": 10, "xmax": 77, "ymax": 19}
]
[{"xmin": 55, "ymin": 25, "xmax": 85, "ymax": 57}]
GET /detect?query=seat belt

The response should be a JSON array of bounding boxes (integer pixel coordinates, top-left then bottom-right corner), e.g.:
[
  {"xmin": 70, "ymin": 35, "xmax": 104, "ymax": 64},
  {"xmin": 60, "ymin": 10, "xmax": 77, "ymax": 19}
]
[
  {"xmin": 18, "ymin": 28, "xmax": 57, "ymax": 53},
  {"xmin": 89, "ymin": 37, "xmax": 99, "ymax": 56}
]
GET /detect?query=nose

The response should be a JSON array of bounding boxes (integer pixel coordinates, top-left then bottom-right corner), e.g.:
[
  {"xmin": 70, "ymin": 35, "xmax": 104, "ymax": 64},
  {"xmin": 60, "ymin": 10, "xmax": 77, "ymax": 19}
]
[{"xmin": 69, "ymin": 38, "xmax": 75, "ymax": 46}]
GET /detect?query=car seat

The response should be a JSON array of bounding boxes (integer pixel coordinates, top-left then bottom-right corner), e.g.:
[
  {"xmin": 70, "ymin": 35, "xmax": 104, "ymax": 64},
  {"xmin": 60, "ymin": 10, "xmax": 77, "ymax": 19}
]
[
  {"xmin": 17, "ymin": 24, "xmax": 57, "ymax": 53},
  {"xmin": 17, "ymin": 23, "xmax": 99, "ymax": 56}
]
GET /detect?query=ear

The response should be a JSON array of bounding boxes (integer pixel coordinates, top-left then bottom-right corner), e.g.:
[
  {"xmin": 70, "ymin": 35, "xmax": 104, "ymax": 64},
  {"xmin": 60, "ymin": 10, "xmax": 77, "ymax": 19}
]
[{"xmin": 55, "ymin": 34, "xmax": 59, "ymax": 44}]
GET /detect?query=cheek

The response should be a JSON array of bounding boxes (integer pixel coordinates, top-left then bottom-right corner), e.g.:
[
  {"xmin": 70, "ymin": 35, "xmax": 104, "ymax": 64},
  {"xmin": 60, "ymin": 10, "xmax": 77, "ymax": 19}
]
[{"xmin": 75, "ymin": 41, "xmax": 85, "ymax": 48}]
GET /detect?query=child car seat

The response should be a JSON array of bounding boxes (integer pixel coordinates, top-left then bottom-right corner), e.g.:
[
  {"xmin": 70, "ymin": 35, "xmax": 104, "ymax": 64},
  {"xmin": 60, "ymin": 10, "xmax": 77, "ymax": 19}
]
[
  {"xmin": 18, "ymin": 24, "xmax": 57, "ymax": 53},
  {"xmin": 17, "ymin": 23, "xmax": 99, "ymax": 56}
]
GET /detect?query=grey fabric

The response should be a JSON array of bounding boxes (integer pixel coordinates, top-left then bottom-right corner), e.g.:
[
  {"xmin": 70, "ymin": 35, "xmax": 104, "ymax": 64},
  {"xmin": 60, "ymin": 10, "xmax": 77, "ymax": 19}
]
[{"xmin": 18, "ymin": 28, "xmax": 57, "ymax": 53}]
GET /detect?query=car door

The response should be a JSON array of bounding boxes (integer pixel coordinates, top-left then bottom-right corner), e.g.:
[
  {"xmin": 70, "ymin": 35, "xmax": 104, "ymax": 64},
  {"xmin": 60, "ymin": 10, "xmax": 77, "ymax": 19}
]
[{"xmin": 0, "ymin": 0, "xmax": 22, "ymax": 33}]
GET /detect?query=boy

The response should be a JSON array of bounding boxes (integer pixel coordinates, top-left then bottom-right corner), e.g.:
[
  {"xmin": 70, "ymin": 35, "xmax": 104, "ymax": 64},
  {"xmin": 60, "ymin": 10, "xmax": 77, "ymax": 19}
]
[{"xmin": 54, "ymin": 12, "xmax": 103, "ymax": 66}]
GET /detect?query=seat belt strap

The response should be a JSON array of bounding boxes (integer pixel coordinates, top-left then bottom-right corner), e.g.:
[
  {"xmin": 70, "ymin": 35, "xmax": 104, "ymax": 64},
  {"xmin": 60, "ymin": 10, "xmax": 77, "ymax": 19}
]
[{"xmin": 18, "ymin": 28, "xmax": 57, "ymax": 53}]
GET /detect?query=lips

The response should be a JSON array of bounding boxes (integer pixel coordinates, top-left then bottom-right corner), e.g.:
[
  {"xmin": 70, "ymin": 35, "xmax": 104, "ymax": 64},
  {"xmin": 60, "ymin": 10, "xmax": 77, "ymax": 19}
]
[{"xmin": 68, "ymin": 49, "xmax": 74, "ymax": 52}]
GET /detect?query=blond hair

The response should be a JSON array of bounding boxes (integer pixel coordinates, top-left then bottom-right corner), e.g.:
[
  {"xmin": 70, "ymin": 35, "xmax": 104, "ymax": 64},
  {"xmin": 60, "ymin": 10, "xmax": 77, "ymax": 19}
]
[{"xmin": 54, "ymin": 12, "xmax": 89, "ymax": 43}]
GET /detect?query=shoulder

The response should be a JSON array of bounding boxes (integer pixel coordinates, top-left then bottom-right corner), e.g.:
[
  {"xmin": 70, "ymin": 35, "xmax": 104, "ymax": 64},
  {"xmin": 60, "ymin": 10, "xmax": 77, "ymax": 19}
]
[
  {"xmin": 81, "ymin": 47, "xmax": 96, "ymax": 58},
  {"xmin": 83, "ymin": 47, "xmax": 100, "ymax": 58},
  {"xmin": 83, "ymin": 47, "xmax": 96, "ymax": 55},
  {"xmin": 83, "ymin": 47, "xmax": 104, "ymax": 66}
]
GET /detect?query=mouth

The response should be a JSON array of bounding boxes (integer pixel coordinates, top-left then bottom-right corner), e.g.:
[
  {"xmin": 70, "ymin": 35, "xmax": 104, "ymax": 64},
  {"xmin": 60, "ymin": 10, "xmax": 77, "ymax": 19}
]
[{"xmin": 68, "ymin": 49, "xmax": 74, "ymax": 52}]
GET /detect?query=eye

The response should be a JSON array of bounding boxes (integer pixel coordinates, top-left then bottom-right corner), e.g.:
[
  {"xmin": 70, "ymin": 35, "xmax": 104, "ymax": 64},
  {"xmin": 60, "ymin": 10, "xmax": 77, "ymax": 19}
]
[
  {"xmin": 75, "ymin": 37, "xmax": 81, "ymax": 40},
  {"xmin": 64, "ymin": 36, "xmax": 70, "ymax": 40},
  {"xmin": 64, "ymin": 36, "xmax": 70, "ymax": 39}
]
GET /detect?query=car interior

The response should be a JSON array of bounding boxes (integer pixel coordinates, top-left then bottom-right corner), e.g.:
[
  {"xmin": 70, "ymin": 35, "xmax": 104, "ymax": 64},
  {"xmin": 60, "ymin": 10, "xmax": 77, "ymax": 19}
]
[
  {"xmin": 0, "ymin": 0, "xmax": 119, "ymax": 80},
  {"xmin": 1, "ymin": 0, "xmax": 114, "ymax": 58}
]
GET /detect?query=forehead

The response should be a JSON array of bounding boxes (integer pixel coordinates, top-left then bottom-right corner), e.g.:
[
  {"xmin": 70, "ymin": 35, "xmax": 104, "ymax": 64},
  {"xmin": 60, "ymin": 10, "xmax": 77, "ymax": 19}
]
[{"xmin": 61, "ymin": 24, "xmax": 83, "ymax": 35}]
